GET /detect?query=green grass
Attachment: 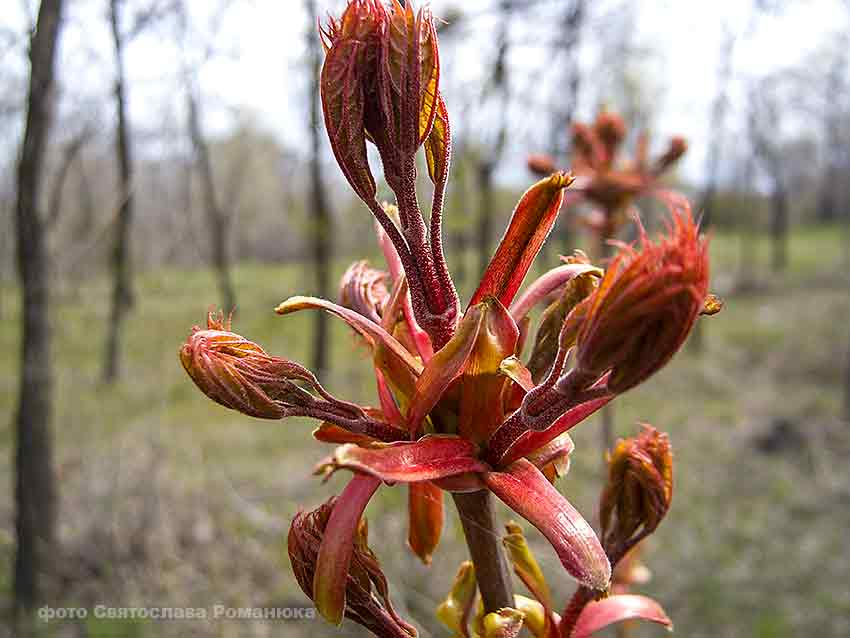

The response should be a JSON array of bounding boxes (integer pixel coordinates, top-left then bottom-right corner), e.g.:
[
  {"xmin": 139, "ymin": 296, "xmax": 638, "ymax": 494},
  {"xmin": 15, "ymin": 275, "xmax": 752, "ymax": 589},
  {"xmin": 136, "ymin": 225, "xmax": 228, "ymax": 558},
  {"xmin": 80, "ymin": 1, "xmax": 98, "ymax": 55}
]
[{"xmin": 0, "ymin": 224, "xmax": 849, "ymax": 637}]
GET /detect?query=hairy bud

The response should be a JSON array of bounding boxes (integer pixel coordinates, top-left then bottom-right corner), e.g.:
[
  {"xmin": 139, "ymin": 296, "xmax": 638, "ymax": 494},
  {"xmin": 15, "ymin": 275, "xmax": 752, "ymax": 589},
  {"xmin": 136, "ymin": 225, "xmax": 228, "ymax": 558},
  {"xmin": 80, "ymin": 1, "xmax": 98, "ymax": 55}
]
[
  {"xmin": 599, "ymin": 425, "xmax": 673, "ymax": 562},
  {"xmin": 571, "ymin": 122, "xmax": 603, "ymax": 171},
  {"xmin": 181, "ymin": 312, "xmax": 404, "ymax": 441},
  {"xmin": 180, "ymin": 312, "xmax": 322, "ymax": 419},
  {"xmin": 321, "ymin": 0, "xmax": 440, "ymax": 195},
  {"xmin": 569, "ymin": 207, "xmax": 711, "ymax": 393}
]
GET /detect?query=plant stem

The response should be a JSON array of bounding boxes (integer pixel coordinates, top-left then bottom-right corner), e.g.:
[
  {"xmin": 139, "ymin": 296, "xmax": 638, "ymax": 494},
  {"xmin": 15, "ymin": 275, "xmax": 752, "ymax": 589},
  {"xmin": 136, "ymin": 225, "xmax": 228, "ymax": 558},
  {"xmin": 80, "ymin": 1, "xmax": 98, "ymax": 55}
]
[
  {"xmin": 452, "ymin": 490, "xmax": 514, "ymax": 613},
  {"xmin": 560, "ymin": 586, "xmax": 594, "ymax": 637}
]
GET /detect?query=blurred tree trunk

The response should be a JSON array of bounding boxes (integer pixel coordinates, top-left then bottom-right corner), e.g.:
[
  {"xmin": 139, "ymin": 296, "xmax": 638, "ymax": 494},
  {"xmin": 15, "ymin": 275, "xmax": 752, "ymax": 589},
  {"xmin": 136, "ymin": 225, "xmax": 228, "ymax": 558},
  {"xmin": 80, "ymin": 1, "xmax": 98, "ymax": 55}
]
[
  {"xmin": 104, "ymin": 0, "xmax": 135, "ymax": 383},
  {"xmin": 46, "ymin": 130, "xmax": 88, "ymax": 230},
  {"xmin": 476, "ymin": 160, "xmax": 497, "ymax": 278},
  {"xmin": 549, "ymin": 0, "xmax": 584, "ymax": 158},
  {"xmin": 691, "ymin": 28, "xmax": 735, "ymax": 353},
  {"xmin": 748, "ymin": 81, "xmax": 788, "ymax": 274},
  {"xmin": 13, "ymin": 0, "xmax": 63, "ymax": 618},
  {"xmin": 476, "ymin": 1, "xmax": 511, "ymax": 279},
  {"xmin": 697, "ymin": 28, "xmax": 735, "ymax": 235},
  {"xmin": 817, "ymin": 29, "xmax": 848, "ymax": 223},
  {"xmin": 548, "ymin": 0, "xmax": 584, "ymax": 258},
  {"xmin": 305, "ymin": 0, "xmax": 331, "ymax": 378},
  {"xmin": 737, "ymin": 157, "xmax": 758, "ymax": 290},
  {"xmin": 769, "ymin": 175, "xmax": 788, "ymax": 272},
  {"xmin": 186, "ymin": 89, "xmax": 236, "ymax": 312}
]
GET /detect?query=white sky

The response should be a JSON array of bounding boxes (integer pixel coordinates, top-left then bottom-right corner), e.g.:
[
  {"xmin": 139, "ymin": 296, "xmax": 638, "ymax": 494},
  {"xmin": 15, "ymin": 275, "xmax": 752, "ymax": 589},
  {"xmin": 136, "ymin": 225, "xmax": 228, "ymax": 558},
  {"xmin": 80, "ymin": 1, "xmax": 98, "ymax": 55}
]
[{"xmin": 5, "ymin": 0, "xmax": 850, "ymax": 185}]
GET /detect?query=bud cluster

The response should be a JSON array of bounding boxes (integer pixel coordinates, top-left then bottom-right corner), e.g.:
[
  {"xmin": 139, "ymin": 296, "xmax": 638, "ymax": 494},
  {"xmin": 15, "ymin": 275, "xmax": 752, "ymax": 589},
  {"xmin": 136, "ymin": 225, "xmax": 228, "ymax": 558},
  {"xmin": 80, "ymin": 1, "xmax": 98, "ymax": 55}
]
[{"xmin": 320, "ymin": 0, "xmax": 457, "ymax": 348}]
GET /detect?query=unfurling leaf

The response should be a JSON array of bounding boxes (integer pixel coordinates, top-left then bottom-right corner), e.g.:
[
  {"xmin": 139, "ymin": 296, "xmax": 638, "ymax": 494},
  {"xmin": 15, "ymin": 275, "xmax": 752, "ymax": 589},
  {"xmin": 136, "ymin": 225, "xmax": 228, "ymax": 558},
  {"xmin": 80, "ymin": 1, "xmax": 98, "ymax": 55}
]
[
  {"xmin": 457, "ymin": 298, "xmax": 519, "ymax": 443},
  {"xmin": 316, "ymin": 435, "xmax": 487, "ymax": 484},
  {"xmin": 312, "ymin": 474, "xmax": 382, "ymax": 625},
  {"xmin": 484, "ymin": 460, "xmax": 611, "ymax": 592},
  {"xmin": 436, "ymin": 561, "xmax": 477, "ymax": 636},
  {"xmin": 571, "ymin": 594, "xmax": 672, "ymax": 638},
  {"xmin": 481, "ymin": 608, "xmax": 525, "ymax": 638},
  {"xmin": 288, "ymin": 476, "xmax": 417, "ymax": 637},
  {"xmin": 425, "ymin": 95, "xmax": 451, "ymax": 185},
  {"xmin": 471, "ymin": 172, "xmax": 575, "ymax": 308},
  {"xmin": 320, "ymin": 1, "xmax": 383, "ymax": 202},
  {"xmin": 408, "ymin": 481, "xmax": 443, "ymax": 564},
  {"xmin": 503, "ymin": 522, "xmax": 552, "ymax": 610}
]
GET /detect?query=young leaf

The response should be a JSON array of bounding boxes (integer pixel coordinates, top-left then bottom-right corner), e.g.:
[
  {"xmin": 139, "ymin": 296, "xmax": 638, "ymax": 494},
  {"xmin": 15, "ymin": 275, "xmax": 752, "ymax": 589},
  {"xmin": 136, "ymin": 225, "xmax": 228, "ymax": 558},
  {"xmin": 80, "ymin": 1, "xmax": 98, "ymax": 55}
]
[
  {"xmin": 471, "ymin": 173, "xmax": 574, "ymax": 308},
  {"xmin": 483, "ymin": 460, "xmax": 610, "ymax": 592},
  {"xmin": 571, "ymin": 594, "xmax": 672, "ymax": 638}
]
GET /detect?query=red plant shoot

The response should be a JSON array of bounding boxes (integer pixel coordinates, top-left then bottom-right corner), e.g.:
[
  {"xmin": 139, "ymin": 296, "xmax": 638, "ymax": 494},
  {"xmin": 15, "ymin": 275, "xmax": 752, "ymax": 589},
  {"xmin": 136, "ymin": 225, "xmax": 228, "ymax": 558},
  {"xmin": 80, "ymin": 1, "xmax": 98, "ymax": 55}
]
[{"xmin": 179, "ymin": 3, "xmax": 721, "ymax": 636}]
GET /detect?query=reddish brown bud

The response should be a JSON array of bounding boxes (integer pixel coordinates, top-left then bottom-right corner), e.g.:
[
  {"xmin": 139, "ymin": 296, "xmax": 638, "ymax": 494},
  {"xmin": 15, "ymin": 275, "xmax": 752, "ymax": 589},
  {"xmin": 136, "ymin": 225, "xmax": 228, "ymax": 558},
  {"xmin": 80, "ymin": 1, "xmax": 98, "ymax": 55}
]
[
  {"xmin": 180, "ymin": 312, "xmax": 404, "ymax": 440},
  {"xmin": 569, "ymin": 206, "xmax": 710, "ymax": 393},
  {"xmin": 652, "ymin": 135, "xmax": 688, "ymax": 176},
  {"xmin": 582, "ymin": 171, "xmax": 646, "ymax": 217},
  {"xmin": 571, "ymin": 122, "xmax": 603, "ymax": 171},
  {"xmin": 339, "ymin": 260, "xmax": 391, "ymax": 324},
  {"xmin": 321, "ymin": 0, "xmax": 441, "ymax": 196},
  {"xmin": 320, "ymin": 0, "xmax": 385, "ymax": 202},
  {"xmin": 180, "ymin": 312, "xmax": 319, "ymax": 419},
  {"xmin": 527, "ymin": 153, "xmax": 557, "ymax": 176},
  {"xmin": 594, "ymin": 110, "xmax": 627, "ymax": 164},
  {"xmin": 288, "ymin": 498, "xmax": 417, "ymax": 637},
  {"xmin": 599, "ymin": 425, "xmax": 673, "ymax": 562}
]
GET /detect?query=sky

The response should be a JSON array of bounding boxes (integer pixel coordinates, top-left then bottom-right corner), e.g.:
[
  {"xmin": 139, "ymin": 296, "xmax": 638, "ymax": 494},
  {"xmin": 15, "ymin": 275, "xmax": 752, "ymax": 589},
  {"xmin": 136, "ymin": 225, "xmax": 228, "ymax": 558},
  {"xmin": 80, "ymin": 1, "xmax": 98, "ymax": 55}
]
[{"xmin": 4, "ymin": 0, "xmax": 850, "ymax": 186}]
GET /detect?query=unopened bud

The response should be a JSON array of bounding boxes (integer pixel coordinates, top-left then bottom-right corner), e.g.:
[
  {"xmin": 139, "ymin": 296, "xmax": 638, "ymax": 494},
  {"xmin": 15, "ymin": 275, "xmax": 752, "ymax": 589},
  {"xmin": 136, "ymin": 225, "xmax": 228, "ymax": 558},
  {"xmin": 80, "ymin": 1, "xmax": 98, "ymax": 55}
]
[
  {"xmin": 288, "ymin": 499, "xmax": 417, "ymax": 637},
  {"xmin": 652, "ymin": 136, "xmax": 688, "ymax": 176},
  {"xmin": 594, "ymin": 110, "xmax": 626, "ymax": 163},
  {"xmin": 599, "ymin": 425, "xmax": 673, "ymax": 562},
  {"xmin": 527, "ymin": 153, "xmax": 557, "ymax": 176},
  {"xmin": 570, "ymin": 207, "xmax": 711, "ymax": 393},
  {"xmin": 180, "ymin": 312, "xmax": 320, "ymax": 419},
  {"xmin": 339, "ymin": 260, "xmax": 391, "ymax": 324}
]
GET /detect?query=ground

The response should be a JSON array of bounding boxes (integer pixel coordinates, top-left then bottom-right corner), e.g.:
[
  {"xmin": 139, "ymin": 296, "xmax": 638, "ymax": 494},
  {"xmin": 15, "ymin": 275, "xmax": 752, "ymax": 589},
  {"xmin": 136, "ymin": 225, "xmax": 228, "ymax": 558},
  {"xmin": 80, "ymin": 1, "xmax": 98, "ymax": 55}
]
[{"xmin": 0, "ymin": 225, "xmax": 848, "ymax": 637}]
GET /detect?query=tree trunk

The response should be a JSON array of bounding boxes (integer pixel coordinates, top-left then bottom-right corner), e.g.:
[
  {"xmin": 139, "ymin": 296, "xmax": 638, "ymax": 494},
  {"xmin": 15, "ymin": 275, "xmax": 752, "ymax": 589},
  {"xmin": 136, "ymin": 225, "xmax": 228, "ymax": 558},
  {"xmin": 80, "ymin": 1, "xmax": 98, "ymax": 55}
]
[
  {"xmin": 104, "ymin": 0, "xmax": 135, "ymax": 383},
  {"xmin": 770, "ymin": 179, "xmax": 789, "ymax": 272},
  {"xmin": 476, "ymin": 2, "xmax": 511, "ymax": 280},
  {"xmin": 46, "ymin": 130, "xmax": 87, "ymax": 230},
  {"xmin": 691, "ymin": 30, "xmax": 735, "ymax": 353},
  {"xmin": 306, "ymin": 0, "xmax": 331, "ymax": 378},
  {"xmin": 186, "ymin": 89, "xmax": 236, "ymax": 312},
  {"xmin": 550, "ymin": 0, "xmax": 584, "ymax": 158},
  {"xmin": 550, "ymin": 0, "xmax": 584, "ymax": 258},
  {"xmin": 817, "ymin": 39, "xmax": 846, "ymax": 224},
  {"xmin": 13, "ymin": 0, "xmax": 64, "ymax": 618},
  {"xmin": 476, "ymin": 161, "xmax": 496, "ymax": 279},
  {"xmin": 698, "ymin": 29, "xmax": 734, "ymax": 232}
]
